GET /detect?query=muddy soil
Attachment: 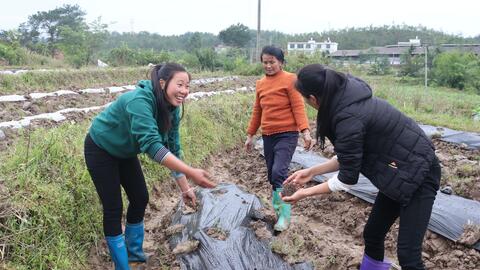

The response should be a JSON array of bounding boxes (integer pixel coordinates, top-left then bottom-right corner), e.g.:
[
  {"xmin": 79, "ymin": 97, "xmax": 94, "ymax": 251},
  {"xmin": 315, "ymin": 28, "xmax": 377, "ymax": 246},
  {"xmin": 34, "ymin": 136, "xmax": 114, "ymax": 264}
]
[
  {"xmin": 433, "ymin": 140, "xmax": 480, "ymax": 201},
  {"xmin": 86, "ymin": 143, "xmax": 479, "ymax": 269}
]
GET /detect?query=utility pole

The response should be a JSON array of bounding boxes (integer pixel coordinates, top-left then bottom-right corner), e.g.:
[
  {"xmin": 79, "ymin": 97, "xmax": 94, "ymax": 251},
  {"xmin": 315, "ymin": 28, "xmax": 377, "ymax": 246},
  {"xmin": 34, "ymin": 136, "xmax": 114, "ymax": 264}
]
[
  {"xmin": 424, "ymin": 44, "xmax": 428, "ymax": 91},
  {"xmin": 256, "ymin": 0, "xmax": 261, "ymax": 62}
]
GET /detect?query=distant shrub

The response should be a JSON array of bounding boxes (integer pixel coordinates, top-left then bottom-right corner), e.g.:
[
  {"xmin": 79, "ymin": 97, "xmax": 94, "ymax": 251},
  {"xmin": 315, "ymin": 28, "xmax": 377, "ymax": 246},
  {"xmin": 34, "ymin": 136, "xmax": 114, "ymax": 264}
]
[
  {"xmin": 284, "ymin": 52, "xmax": 331, "ymax": 73},
  {"xmin": 367, "ymin": 56, "xmax": 392, "ymax": 75},
  {"xmin": 232, "ymin": 57, "xmax": 263, "ymax": 76},
  {"xmin": 0, "ymin": 42, "xmax": 26, "ymax": 65},
  {"xmin": 432, "ymin": 51, "xmax": 480, "ymax": 93}
]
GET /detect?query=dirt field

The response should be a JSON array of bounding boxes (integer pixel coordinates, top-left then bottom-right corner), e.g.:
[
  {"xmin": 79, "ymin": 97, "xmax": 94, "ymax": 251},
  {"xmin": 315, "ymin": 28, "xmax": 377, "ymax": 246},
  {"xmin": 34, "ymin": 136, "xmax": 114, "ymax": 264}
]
[
  {"xmin": 84, "ymin": 141, "xmax": 479, "ymax": 269},
  {"xmin": 1, "ymin": 75, "xmax": 479, "ymax": 269}
]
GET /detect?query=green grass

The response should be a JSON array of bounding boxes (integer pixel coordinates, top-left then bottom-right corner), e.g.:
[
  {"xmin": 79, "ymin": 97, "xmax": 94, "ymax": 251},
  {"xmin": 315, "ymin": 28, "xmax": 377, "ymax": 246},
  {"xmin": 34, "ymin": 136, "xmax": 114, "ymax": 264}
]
[
  {"xmin": 368, "ymin": 76, "xmax": 480, "ymax": 132},
  {"xmin": 305, "ymin": 75, "xmax": 480, "ymax": 133},
  {"xmin": 0, "ymin": 93, "xmax": 253, "ymax": 269}
]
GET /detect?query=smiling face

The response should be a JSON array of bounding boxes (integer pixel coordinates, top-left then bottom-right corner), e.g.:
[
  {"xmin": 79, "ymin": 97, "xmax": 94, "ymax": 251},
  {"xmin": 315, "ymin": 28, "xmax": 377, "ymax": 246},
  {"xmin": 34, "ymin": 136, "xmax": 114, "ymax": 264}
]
[
  {"xmin": 261, "ymin": 54, "xmax": 283, "ymax": 76},
  {"xmin": 161, "ymin": 71, "xmax": 190, "ymax": 107}
]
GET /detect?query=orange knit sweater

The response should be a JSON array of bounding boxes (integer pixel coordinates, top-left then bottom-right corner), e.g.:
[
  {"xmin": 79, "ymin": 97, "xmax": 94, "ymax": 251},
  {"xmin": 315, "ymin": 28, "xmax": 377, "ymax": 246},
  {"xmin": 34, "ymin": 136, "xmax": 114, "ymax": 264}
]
[{"xmin": 247, "ymin": 70, "xmax": 310, "ymax": 136}]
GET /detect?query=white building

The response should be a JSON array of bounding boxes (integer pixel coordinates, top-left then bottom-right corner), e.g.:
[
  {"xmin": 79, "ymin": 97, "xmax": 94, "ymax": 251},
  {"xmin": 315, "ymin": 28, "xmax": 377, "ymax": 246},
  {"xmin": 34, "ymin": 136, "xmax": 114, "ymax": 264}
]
[
  {"xmin": 396, "ymin": 36, "xmax": 421, "ymax": 47},
  {"xmin": 287, "ymin": 38, "xmax": 338, "ymax": 54}
]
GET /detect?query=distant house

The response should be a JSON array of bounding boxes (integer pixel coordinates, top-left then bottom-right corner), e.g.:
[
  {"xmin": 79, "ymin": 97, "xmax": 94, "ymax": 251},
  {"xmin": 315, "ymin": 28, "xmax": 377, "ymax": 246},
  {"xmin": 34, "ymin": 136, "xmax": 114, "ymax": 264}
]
[
  {"xmin": 330, "ymin": 37, "xmax": 480, "ymax": 65},
  {"xmin": 214, "ymin": 44, "xmax": 231, "ymax": 53},
  {"xmin": 287, "ymin": 38, "xmax": 338, "ymax": 54}
]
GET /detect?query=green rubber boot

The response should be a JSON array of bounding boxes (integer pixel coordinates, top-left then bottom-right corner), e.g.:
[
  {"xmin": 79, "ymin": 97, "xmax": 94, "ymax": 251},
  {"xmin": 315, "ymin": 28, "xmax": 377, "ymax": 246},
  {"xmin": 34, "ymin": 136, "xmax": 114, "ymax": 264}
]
[
  {"xmin": 272, "ymin": 189, "xmax": 282, "ymax": 218},
  {"xmin": 273, "ymin": 188, "xmax": 291, "ymax": 232}
]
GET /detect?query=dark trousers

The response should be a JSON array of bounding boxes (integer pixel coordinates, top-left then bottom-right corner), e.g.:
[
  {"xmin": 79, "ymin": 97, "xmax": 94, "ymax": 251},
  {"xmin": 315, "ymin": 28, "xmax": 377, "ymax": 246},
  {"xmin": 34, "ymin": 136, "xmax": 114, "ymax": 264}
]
[
  {"xmin": 84, "ymin": 134, "xmax": 149, "ymax": 237},
  {"xmin": 363, "ymin": 160, "xmax": 441, "ymax": 270},
  {"xmin": 262, "ymin": 132, "xmax": 299, "ymax": 190}
]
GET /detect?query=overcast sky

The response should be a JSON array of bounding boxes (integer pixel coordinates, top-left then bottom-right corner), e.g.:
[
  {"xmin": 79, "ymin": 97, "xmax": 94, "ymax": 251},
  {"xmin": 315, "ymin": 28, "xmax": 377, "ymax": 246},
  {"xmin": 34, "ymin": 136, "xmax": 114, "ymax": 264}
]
[{"xmin": 1, "ymin": 0, "xmax": 479, "ymax": 37}]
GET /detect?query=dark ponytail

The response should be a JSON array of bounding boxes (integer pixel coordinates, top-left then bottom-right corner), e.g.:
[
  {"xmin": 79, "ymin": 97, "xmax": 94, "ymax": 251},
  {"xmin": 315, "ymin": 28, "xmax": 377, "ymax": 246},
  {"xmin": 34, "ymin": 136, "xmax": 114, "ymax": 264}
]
[
  {"xmin": 295, "ymin": 64, "xmax": 346, "ymax": 149},
  {"xmin": 150, "ymin": 63, "xmax": 190, "ymax": 133}
]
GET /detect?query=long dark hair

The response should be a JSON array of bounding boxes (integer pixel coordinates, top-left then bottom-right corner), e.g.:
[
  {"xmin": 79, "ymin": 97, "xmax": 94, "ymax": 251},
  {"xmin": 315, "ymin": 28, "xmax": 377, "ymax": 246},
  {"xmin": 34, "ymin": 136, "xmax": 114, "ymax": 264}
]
[
  {"xmin": 150, "ymin": 63, "xmax": 190, "ymax": 133},
  {"xmin": 295, "ymin": 64, "xmax": 347, "ymax": 149}
]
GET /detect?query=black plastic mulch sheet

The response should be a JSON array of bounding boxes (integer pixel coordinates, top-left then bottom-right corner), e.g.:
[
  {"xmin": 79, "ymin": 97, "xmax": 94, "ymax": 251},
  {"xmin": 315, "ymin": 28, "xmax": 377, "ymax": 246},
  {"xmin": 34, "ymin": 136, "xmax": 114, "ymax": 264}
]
[
  {"xmin": 419, "ymin": 124, "xmax": 480, "ymax": 150},
  {"xmin": 168, "ymin": 183, "xmax": 314, "ymax": 270},
  {"xmin": 290, "ymin": 147, "xmax": 480, "ymax": 251}
]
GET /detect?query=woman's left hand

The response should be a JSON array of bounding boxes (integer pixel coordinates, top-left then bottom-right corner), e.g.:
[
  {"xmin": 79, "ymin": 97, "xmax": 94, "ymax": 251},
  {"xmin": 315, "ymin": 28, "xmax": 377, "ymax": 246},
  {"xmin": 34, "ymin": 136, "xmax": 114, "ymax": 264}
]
[
  {"xmin": 181, "ymin": 185, "xmax": 197, "ymax": 207},
  {"xmin": 176, "ymin": 175, "xmax": 198, "ymax": 207},
  {"xmin": 281, "ymin": 188, "xmax": 308, "ymax": 204},
  {"xmin": 302, "ymin": 129, "xmax": 313, "ymax": 150}
]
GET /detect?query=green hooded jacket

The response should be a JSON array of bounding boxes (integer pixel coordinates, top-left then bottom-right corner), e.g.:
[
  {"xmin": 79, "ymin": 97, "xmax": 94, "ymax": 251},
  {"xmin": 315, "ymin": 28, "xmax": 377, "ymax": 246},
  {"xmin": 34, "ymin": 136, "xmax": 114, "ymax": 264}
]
[{"xmin": 89, "ymin": 80, "xmax": 182, "ymax": 161}]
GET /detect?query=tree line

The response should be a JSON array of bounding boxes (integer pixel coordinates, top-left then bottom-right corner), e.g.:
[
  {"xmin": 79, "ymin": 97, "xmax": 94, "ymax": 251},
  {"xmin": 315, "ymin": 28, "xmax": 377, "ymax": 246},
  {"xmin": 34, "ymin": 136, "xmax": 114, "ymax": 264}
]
[{"xmin": 1, "ymin": 4, "xmax": 479, "ymax": 94}]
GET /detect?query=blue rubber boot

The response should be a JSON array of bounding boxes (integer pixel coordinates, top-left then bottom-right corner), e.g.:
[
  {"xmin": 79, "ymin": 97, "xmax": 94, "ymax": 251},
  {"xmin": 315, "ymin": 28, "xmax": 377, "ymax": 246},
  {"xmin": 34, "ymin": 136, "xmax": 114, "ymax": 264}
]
[
  {"xmin": 125, "ymin": 221, "xmax": 147, "ymax": 262},
  {"xmin": 273, "ymin": 188, "xmax": 291, "ymax": 232},
  {"xmin": 105, "ymin": 234, "xmax": 130, "ymax": 270},
  {"xmin": 360, "ymin": 254, "xmax": 391, "ymax": 270}
]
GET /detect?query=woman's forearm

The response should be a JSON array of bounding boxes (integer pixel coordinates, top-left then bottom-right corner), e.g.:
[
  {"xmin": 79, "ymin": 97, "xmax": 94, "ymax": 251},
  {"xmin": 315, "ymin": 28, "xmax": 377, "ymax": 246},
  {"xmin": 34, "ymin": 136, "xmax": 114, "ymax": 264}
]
[
  {"xmin": 304, "ymin": 182, "xmax": 332, "ymax": 196},
  {"xmin": 161, "ymin": 153, "xmax": 193, "ymax": 176},
  {"xmin": 309, "ymin": 156, "xmax": 339, "ymax": 176}
]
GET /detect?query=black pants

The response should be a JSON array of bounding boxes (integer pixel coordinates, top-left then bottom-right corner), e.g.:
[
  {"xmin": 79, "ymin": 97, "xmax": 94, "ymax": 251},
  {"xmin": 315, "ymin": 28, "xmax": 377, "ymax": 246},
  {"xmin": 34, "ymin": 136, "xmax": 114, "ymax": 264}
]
[
  {"xmin": 262, "ymin": 132, "xmax": 298, "ymax": 190},
  {"xmin": 84, "ymin": 134, "xmax": 149, "ymax": 237},
  {"xmin": 363, "ymin": 160, "xmax": 441, "ymax": 270}
]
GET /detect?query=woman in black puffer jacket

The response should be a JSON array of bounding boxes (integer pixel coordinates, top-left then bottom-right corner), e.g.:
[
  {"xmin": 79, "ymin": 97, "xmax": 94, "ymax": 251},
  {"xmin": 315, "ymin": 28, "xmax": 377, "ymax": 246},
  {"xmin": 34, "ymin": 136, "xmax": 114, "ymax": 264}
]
[{"xmin": 282, "ymin": 64, "xmax": 440, "ymax": 270}]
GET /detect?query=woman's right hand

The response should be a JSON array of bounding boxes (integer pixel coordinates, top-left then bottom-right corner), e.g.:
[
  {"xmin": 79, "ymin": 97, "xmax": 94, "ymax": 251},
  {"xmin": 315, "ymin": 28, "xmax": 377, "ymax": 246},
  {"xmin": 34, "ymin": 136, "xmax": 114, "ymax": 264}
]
[
  {"xmin": 188, "ymin": 168, "xmax": 216, "ymax": 188},
  {"xmin": 281, "ymin": 188, "xmax": 309, "ymax": 204},
  {"xmin": 244, "ymin": 135, "xmax": 253, "ymax": 152},
  {"xmin": 283, "ymin": 168, "xmax": 313, "ymax": 187}
]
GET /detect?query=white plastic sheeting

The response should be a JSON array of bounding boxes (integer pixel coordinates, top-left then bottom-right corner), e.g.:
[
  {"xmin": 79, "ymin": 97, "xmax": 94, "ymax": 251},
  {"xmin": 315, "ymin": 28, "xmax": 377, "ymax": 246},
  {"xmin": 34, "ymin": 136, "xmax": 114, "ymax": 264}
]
[
  {"xmin": 29, "ymin": 90, "xmax": 78, "ymax": 99},
  {"xmin": 190, "ymin": 76, "xmax": 238, "ymax": 85},
  {"xmin": 0, "ymin": 70, "xmax": 29, "ymax": 75},
  {"xmin": 0, "ymin": 104, "xmax": 110, "ymax": 129},
  {"xmin": 186, "ymin": 87, "xmax": 253, "ymax": 101},
  {"xmin": 0, "ymin": 95, "xmax": 27, "ymax": 102},
  {"xmin": 79, "ymin": 88, "xmax": 106, "ymax": 94}
]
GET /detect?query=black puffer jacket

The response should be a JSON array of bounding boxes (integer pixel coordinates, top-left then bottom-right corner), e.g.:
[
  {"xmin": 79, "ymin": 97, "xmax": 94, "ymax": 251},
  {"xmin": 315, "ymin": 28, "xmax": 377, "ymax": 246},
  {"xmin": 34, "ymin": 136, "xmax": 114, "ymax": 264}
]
[{"xmin": 328, "ymin": 75, "xmax": 439, "ymax": 205}]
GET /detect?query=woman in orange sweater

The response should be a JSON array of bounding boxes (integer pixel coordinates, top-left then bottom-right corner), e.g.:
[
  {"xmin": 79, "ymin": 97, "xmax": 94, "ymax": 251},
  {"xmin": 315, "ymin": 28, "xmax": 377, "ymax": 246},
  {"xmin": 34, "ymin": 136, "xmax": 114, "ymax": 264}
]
[{"xmin": 245, "ymin": 45, "xmax": 312, "ymax": 231}]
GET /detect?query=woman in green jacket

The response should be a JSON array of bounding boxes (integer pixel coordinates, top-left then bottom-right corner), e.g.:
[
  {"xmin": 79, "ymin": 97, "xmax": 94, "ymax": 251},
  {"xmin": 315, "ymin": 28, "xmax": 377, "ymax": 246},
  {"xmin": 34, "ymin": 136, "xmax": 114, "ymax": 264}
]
[{"xmin": 84, "ymin": 63, "xmax": 216, "ymax": 269}]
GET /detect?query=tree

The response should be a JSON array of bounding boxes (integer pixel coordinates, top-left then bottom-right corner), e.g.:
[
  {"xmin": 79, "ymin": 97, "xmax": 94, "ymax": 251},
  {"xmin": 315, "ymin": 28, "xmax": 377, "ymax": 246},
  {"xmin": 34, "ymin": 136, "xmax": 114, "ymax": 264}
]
[
  {"xmin": 186, "ymin": 32, "xmax": 202, "ymax": 51},
  {"xmin": 195, "ymin": 48, "xmax": 217, "ymax": 71},
  {"xmin": 85, "ymin": 17, "xmax": 109, "ymax": 63},
  {"xmin": 218, "ymin": 23, "xmax": 251, "ymax": 48},
  {"xmin": 0, "ymin": 30, "xmax": 22, "ymax": 44},
  {"xmin": 18, "ymin": 4, "xmax": 86, "ymax": 55},
  {"xmin": 107, "ymin": 43, "xmax": 137, "ymax": 66},
  {"xmin": 368, "ymin": 56, "xmax": 391, "ymax": 75},
  {"xmin": 57, "ymin": 17, "xmax": 108, "ymax": 67},
  {"xmin": 399, "ymin": 45, "xmax": 423, "ymax": 77},
  {"xmin": 58, "ymin": 27, "xmax": 87, "ymax": 67}
]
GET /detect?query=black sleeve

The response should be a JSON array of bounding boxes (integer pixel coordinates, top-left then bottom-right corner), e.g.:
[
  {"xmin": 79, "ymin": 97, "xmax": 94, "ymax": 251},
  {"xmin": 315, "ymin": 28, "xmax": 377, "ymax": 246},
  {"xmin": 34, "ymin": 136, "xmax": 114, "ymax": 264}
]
[{"xmin": 333, "ymin": 114, "xmax": 365, "ymax": 185}]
